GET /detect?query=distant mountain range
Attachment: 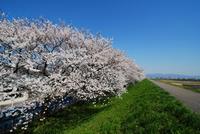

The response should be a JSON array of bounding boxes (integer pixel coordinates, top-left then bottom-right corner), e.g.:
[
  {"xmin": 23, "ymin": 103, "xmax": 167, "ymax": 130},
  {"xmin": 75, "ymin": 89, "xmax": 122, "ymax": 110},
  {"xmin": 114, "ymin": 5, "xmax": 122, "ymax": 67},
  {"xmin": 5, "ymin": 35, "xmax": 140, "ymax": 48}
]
[{"xmin": 146, "ymin": 73, "xmax": 200, "ymax": 80}]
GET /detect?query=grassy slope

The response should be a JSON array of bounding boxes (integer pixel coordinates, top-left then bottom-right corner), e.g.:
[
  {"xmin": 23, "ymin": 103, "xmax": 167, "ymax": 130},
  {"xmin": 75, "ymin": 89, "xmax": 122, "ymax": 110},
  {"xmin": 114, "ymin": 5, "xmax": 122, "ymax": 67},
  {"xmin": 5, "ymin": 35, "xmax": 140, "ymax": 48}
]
[{"xmin": 24, "ymin": 79, "xmax": 200, "ymax": 134}]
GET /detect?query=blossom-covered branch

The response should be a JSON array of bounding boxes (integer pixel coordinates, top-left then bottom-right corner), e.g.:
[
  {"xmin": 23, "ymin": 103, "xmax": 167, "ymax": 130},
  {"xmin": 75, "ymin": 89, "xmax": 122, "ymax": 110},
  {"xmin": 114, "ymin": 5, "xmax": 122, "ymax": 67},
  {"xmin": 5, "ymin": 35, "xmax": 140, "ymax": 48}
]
[{"xmin": 0, "ymin": 15, "xmax": 144, "ymax": 104}]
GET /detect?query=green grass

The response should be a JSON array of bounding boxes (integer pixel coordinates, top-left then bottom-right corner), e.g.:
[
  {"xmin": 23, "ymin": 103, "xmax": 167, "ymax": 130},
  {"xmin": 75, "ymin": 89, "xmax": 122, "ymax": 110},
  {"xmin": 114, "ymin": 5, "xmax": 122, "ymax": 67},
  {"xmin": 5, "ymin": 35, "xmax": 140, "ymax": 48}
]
[
  {"xmin": 158, "ymin": 79, "xmax": 200, "ymax": 93},
  {"xmin": 21, "ymin": 79, "xmax": 200, "ymax": 134}
]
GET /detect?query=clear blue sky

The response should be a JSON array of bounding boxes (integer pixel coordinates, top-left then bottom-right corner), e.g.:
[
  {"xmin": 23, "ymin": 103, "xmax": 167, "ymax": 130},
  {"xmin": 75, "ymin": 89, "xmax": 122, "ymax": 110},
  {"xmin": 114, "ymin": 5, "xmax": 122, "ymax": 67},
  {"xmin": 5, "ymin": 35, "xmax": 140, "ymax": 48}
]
[{"xmin": 1, "ymin": 0, "xmax": 200, "ymax": 75}]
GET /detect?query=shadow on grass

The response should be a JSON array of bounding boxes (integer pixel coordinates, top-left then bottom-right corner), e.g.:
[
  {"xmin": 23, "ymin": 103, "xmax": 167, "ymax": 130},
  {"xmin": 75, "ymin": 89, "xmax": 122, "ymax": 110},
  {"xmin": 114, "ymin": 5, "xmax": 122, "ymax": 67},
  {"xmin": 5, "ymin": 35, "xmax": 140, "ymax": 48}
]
[{"xmin": 18, "ymin": 103, "xmax": 110, "ymax": 134}]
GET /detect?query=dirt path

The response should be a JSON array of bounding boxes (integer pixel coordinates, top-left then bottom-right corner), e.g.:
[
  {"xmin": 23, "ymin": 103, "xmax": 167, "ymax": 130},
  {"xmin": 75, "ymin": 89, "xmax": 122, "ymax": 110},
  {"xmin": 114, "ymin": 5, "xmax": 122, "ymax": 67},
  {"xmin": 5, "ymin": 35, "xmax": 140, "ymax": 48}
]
[{"xmin": 152, "ymin": 80, "xmax": 200, "ymax": 113}]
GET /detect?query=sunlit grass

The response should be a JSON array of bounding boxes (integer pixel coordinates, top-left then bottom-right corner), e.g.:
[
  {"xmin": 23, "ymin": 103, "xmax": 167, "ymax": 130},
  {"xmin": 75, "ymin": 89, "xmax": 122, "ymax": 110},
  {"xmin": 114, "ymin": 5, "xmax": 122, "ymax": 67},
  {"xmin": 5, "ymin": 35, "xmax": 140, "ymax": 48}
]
[{"xmin": 20, "ymin": 79, "xmax": 200, "ymax": 134}]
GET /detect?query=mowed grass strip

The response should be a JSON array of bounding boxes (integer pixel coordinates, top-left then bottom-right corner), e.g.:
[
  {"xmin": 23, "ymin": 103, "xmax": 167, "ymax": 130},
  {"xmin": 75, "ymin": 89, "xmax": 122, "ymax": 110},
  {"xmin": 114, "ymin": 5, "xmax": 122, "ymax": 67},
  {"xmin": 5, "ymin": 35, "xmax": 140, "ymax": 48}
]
[{"xmin": 24, "ymin": 79, "xmax": 200, "ymax": 134}]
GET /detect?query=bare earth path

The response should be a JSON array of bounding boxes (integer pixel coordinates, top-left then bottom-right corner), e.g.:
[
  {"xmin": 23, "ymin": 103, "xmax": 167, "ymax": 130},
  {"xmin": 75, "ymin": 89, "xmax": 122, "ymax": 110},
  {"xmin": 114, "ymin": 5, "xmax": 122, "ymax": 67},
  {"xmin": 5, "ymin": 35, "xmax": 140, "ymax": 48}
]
[{"xmin": 152, "ymin": 80, "xmax": 200, "ymax": 113}]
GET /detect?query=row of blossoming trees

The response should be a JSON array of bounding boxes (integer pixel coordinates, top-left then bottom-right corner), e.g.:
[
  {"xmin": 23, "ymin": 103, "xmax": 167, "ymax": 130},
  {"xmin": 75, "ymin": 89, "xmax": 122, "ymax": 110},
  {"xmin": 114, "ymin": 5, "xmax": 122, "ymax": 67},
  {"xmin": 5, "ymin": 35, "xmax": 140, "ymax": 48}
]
[
  {"xmin": 0, "ymin": 13, "xmax": 145, "ymax": 132},
  {"xmin": 0, "ymin": 15, "xmax": 144, "ymax": 104}
]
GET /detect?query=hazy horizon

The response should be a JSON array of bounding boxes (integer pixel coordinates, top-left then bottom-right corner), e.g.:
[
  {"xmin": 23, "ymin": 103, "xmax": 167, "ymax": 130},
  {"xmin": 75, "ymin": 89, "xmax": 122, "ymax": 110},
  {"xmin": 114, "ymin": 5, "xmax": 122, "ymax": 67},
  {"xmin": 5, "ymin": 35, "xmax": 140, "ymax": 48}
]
[{"xmin": 1, "ymin": 0, "xmax": 200, "ymax": 75}]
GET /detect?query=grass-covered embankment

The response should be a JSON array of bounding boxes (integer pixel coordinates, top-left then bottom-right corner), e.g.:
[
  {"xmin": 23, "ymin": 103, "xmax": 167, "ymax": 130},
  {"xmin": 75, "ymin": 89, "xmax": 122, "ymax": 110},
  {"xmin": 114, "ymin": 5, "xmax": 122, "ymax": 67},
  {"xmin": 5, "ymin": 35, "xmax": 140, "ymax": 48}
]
[{"xmin": 24, "ymin": 79, "xmax": 200, "ymax": 134}]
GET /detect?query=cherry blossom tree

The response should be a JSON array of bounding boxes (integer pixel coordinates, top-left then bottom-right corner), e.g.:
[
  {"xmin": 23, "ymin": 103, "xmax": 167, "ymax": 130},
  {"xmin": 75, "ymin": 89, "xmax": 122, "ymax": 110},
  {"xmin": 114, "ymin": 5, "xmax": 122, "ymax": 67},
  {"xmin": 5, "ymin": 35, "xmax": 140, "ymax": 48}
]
[
  {"xmin": 0, "ymin": 13, "xmax": 145, "ymax": 132},
  {"xmin": 0, "ymin": 15, "xmax": 144, "ymax": 105},
  {"xmin": 0, "ymin": 15, "xmax": 145, "ymax": 103}
]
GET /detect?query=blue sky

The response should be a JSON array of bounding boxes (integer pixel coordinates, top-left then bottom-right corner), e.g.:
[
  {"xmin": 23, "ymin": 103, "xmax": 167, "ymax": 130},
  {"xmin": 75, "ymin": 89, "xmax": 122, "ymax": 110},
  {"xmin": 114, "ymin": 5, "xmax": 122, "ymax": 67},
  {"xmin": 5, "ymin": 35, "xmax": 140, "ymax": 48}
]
[{"xmin": 1, "ymin": 0, "xmax": 200, "ymax": 75}]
